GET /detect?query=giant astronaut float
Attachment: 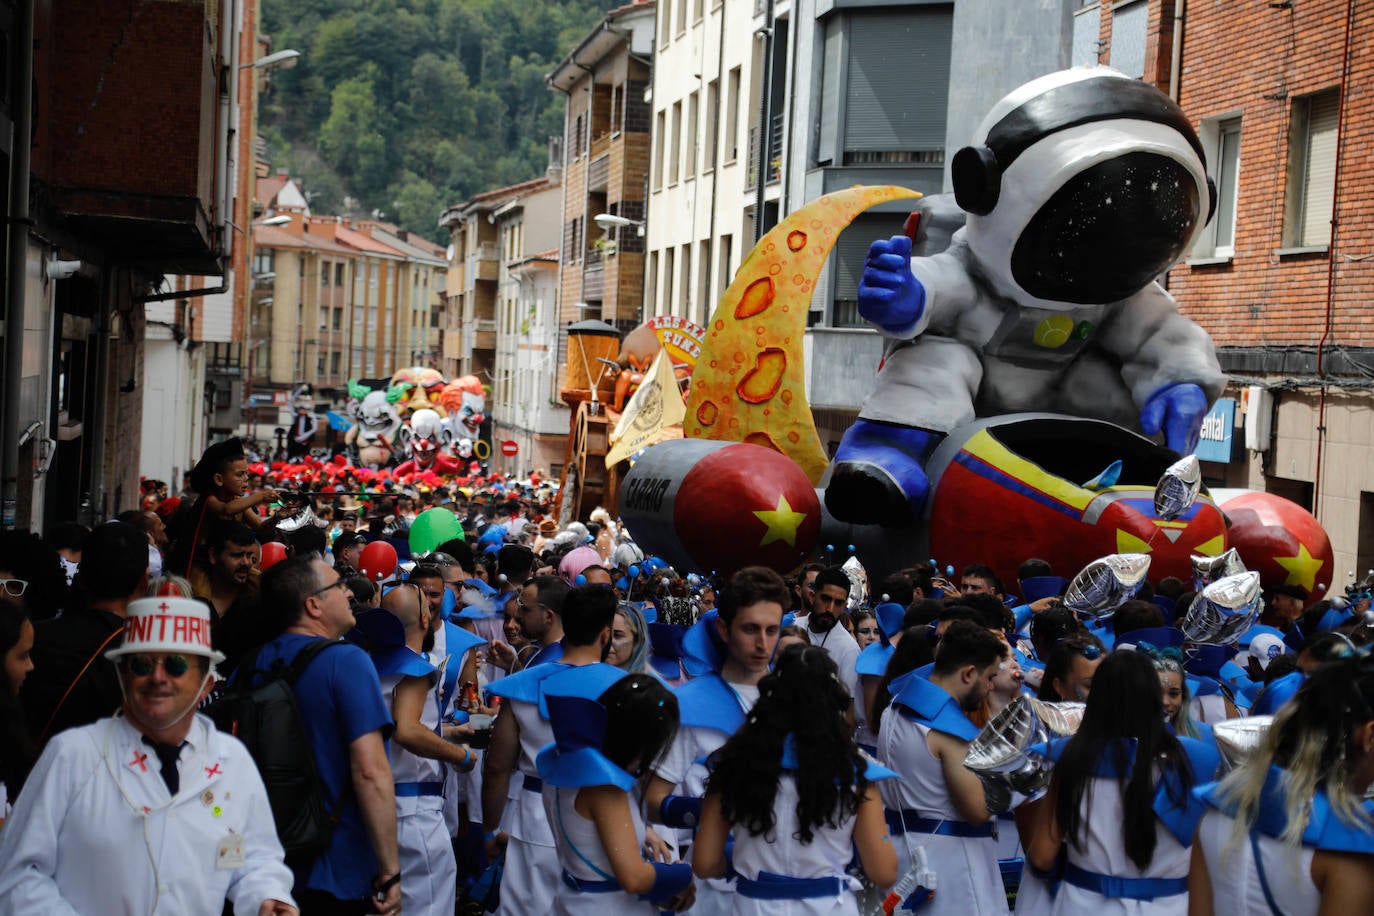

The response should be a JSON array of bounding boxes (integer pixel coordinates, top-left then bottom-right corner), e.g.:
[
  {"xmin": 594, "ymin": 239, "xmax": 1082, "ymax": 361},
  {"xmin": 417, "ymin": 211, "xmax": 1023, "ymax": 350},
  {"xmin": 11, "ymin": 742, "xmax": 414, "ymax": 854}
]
[{"xmin": 827, "ymin": 68, "xmax": 1226, "ymax": 527}]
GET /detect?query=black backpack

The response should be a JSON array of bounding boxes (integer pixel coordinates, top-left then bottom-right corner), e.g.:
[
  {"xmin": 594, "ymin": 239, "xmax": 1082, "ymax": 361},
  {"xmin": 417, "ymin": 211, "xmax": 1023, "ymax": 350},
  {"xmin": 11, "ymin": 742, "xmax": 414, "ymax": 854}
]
[{"xmin": 206, "ymin": 638, "xmax": 347, "ymax": 865}]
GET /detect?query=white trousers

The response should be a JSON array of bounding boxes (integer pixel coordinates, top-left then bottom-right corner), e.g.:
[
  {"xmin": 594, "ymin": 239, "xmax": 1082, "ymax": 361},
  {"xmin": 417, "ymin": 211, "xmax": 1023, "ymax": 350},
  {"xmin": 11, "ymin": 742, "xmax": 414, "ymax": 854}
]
[{"xmin": 399, "ymin": 805, "xmax": 458, "ymax": 916}]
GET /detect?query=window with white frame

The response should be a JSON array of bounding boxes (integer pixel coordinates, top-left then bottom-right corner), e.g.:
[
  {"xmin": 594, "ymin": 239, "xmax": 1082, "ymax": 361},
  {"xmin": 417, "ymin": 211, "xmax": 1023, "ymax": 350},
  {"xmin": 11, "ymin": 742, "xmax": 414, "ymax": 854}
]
[
  {"xmin": 1192, "ymin": 115, "xmax": 1242, "ymax": 260},
  {"xmin": 1283, "ymin": 89, "xmax": 1339, "ymax": 250}
]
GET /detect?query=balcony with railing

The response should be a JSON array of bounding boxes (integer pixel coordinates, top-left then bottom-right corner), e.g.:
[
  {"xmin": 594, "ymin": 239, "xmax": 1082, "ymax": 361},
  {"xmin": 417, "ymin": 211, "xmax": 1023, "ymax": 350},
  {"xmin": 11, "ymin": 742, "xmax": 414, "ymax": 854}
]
[{"xmin": 469, "ymin": 241, "xmax": 500, "ymax": 282}]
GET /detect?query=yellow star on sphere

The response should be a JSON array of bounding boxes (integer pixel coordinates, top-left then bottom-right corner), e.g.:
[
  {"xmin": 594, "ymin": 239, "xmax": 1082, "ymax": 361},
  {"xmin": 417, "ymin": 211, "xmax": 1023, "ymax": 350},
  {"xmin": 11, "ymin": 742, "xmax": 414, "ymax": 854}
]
[
  {"xmin": 1274, "ymin": 543, "xmax": 1323, "ymax": 593},
  {"xmin": 754, "ymin": 495, "xmax": 807, "ymax": 548}
]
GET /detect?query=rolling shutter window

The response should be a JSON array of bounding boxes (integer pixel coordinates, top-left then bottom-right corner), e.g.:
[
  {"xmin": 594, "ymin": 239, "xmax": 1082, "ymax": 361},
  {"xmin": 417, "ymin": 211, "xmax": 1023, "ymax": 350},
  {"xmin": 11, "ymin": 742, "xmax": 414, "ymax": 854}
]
[
  {"xmin": 830, "ymin": 213, "xmax": 910, "ymax": 327},
  {"xmin": 1072, "ymin": 4, "xmax": 1101, "ymax": 68},
  {"xmin": 817, "ymin": 18, "xmax": 843, "ymax": 166},
  {"xmin": 844, "ymin": 6, "xmax": 952, "ymax": 155},
  {"xmin": 1110, "ymin": 1, "xmax": 1147, "ymax": 79},
  {"xmin": 1300, "ymin": 91, "xmax": 1338, "ymax": 247}
]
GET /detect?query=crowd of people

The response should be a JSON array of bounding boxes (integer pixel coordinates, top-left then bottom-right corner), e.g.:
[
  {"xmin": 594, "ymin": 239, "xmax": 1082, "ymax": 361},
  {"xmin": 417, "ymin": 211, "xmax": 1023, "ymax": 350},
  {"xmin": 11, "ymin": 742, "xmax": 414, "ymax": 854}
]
[{"xmin": 1, "ymin": 434, "xmax": 1373, "ymax": 915}]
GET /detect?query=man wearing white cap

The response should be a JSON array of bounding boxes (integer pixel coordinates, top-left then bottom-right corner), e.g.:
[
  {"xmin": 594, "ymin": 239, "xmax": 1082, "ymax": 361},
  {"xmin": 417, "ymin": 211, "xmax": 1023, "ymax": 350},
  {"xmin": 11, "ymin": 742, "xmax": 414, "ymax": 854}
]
[{"xmin": 0, "ymin": 597, "xmax": 297, "ymax": 915}]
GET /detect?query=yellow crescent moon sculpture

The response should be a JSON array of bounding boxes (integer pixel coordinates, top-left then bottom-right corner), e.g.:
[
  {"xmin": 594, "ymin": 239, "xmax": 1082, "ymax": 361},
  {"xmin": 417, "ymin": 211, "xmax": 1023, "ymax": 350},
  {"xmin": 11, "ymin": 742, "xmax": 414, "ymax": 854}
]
[{"xmin": 685, "ymin": 185, "xmax": 921, "ymax": 484}]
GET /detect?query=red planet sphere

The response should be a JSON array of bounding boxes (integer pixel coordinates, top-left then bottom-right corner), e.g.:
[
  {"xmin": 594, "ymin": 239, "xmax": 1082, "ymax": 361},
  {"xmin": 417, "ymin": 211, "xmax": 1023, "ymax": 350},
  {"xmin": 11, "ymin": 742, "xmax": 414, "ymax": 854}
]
[
  {"xmin": 619, "ymin": 439, "xmax": 821, "ymax": 576},
  {"xmin": 1214, "ymin": 490, "xmax": 1335, "ymax": 598}
]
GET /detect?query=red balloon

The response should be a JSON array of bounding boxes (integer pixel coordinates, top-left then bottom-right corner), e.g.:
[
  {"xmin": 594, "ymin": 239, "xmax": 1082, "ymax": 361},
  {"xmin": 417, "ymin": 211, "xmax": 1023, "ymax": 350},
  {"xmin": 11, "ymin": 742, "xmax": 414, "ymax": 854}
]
[
  {"xmin": 333, "ymin": 453, "xmax": 348, "ymax": 467},
  {"xmin": 358, "ymin": 540, "xmax": 399, "ymax": 582},
  {"xmin": 1216, "ymin": 491, "xmax": 1335, "ymax": 597},
  {"xmin": 260, "ymin": 541, "xmax": 288, "ymax": 571}
]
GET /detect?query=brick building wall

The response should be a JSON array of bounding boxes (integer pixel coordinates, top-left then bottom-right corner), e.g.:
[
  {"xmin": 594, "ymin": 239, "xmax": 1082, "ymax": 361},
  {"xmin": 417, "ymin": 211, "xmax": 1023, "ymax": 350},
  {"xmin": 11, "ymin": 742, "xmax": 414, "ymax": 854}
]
[{"xmin": 1169, "ymin": 1, "xmax": 1372, "ymax": 349}]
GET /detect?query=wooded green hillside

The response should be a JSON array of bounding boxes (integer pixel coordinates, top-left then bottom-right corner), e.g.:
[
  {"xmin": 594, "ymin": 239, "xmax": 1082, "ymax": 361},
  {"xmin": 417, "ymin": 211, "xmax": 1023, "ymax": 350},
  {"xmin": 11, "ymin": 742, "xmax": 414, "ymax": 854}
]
[{"xmin": 260, "ymin": 0, "xmax": 619, "ymax": 241}]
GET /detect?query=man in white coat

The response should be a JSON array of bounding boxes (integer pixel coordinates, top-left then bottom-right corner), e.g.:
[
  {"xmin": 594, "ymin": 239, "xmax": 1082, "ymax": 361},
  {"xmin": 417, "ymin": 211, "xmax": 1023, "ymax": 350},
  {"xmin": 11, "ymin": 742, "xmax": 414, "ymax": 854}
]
[{"xmin": 0, "ymin": 596, "xmax": 296, "ymax": 915}]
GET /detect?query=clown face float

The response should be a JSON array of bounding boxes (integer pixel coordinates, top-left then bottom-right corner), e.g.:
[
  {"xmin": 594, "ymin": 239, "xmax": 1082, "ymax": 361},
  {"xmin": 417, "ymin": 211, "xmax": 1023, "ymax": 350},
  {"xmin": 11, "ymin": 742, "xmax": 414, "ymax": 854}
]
[
  {"xmin": 394, "ymin": 408, "xmax": 463, "ymax": 479},
  {"xmin": 391, "ymin": 366, "xmax": 448, "ymax": 418},
  {"xmin": 441, "ymin": 375, "xmax": 487, "ymax": 457},
  {"xmin": 345, "ymin": 380, "xmax": 404, "ymax": 467},
  {"xmin": 826, "ymin": 68, "xmax": 1226, "ymax": 527}
]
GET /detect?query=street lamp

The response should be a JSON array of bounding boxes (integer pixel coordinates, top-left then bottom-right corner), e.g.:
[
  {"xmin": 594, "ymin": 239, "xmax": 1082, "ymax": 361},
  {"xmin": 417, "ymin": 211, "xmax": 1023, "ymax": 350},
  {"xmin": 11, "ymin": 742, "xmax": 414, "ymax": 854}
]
[
  {"xmin": 593, "ymin": 213, "xmax": 645, "ymax": 237},
  {"xmin": 240, "ymin": 49, "xmax": 301, "ymax": 71},
  {"xmin": 257, "ymin": 215, "xmax": 291, "ymax": 227}
]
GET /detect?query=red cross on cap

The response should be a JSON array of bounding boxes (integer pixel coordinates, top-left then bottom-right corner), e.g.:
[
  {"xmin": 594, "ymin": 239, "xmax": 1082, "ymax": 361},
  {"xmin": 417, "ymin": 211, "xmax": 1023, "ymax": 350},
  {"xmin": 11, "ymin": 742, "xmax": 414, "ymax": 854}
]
[{"xmin": 158, "ymin": 601, "xmax": 170, "ymax": 611}]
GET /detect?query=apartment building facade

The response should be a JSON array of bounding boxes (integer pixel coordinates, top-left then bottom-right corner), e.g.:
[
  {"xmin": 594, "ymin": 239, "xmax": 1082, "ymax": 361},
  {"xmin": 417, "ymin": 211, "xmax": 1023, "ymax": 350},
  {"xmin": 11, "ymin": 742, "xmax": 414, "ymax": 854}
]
[
  {"xmin": 1162, "ymin": 0, "xmax": 1374, "ymax": 579},
  {"xmin": 548, "ymin": 0, "xmax": 657, "ymax": 367},
  {"xmin": 644, "ymin": 0, "xmax": 758, "ymax": 332}
]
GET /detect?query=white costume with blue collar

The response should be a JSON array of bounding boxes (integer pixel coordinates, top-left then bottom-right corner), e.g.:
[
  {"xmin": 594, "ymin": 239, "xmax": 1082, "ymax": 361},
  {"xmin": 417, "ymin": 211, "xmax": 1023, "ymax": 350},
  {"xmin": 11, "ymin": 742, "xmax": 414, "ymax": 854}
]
[
  {"xmin": 0, "ymin": 714, "xmax": 294, "ymax": 915},
  {"xmin": 656, "ymin": 673, "xmax": 759, "ymax": 916},
  {"xmin": 382, "ymin": 665, "xmax": 458, "ymax": 916},
  {"xmin": 536, "ymin": 687, "xmax": 688, "ymax": 916},
  {"xmin": 1034, "ymin": 736, "xmax": 1217, "ymax": 916},
  {"xmin": 876, "ymin": 672, "xmax": 1008, "ymax": 915},
  {"xmin": 1194, "ymin": 767, "xmax": 1374, "ymax": 915},
  {"xmin": 728, "ymin": 738, "xmax": 897, "ymax": 915}
]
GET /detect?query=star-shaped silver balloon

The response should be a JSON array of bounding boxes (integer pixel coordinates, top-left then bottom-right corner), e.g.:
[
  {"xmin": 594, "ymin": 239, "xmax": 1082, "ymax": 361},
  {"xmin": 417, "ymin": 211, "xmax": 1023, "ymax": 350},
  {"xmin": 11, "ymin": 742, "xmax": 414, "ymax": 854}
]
[
  {"xmin": 1155, "ymin": 454, "xmax": 1202, "ymax": 521},
  {"xmin": 1062, "ymin": 553, "xmax": 1152, "ymax": 618}
]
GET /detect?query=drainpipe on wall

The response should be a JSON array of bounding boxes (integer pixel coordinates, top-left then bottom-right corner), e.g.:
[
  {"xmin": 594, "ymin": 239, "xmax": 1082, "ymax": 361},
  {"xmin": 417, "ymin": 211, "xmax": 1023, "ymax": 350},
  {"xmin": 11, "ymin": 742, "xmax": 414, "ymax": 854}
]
[{"xmin": 1, "ymin": 0, "xmax": 35, "ymax": 528}]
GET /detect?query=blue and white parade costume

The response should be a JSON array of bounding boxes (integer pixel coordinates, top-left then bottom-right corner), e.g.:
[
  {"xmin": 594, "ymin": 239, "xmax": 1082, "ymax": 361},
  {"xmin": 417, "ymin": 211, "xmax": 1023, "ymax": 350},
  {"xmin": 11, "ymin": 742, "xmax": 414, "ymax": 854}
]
[
  {"xmin": 725, "ymin": 735, "xmax": 898, "ymax": 916},
  {"xmin": 1032, "ymin": 736, "xmax": 1218, "ymax": 915},
  {"xmin": 1193, "ymin": 767, "xmax": 1374, "ymax": 916},
  {"xmin": 877, "ymin": 672, "xmax": 1007, "ymax": 915},
  {"xmin": 537, "ymin": 694, "xmax": 691, "ymax": 916}
]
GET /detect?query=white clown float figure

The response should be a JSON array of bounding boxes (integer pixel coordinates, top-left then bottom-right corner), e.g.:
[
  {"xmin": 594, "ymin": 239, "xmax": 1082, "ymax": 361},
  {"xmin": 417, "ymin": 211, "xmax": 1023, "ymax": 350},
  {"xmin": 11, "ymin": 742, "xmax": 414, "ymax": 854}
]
[
  {"xmin": 440, "ymin": 375, "xmax": 488, "ymax": 460},
  {"xmin": 825, "ymin": 67, "xmax": 1226, "ymax": 528},
  {"xmin": 394, "ymin": 407, "xmax": 464, "ymax": 479},
  {"xmin": 345, "ymin": 379, "xmax": 405, "ymax": 468}
]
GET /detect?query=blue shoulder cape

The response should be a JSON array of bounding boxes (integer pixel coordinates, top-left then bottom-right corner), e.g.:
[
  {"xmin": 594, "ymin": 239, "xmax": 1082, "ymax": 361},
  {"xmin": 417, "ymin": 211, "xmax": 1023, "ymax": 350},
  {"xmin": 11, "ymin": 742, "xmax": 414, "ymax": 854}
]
[
  {"xmin": 1196, "ymin": 766, "xmax": 1374, "ymax": 855},
  {"xmin": 1032, "ymin": 735, "xmax": 1218, "ymax": 845},
  {"xmin": 487, "ymin": 661, "xmax": 571, "ymax": 704},
  {"xmin": 889, "ymin": 675, "xmax": 979, "ymax": 742},
  {"xmin": 855, "ymin": 642, "xmax": 894, "ymax": 677},
  {"xmin": 674, "ymin": 672, "xmax": 747, "ymax": 735}
]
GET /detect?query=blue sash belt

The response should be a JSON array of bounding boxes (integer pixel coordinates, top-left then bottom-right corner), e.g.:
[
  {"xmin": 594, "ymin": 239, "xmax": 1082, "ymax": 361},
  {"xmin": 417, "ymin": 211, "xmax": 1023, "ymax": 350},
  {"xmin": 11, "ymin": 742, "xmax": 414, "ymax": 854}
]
[
  {"xmin": 561, "ymin": 871, "xmax": 621, "ymax": 893},
  {"xmin": 736, "ymin": 871, "xmax": 845, "ymax": 900},
  {"xmin": 523, "ymin": 773, "xmax": 543, "ymax": 792},
  {"xmin": 885, "ymin": 808, "xmax": 996, "ymax": 839},
  {"xmin": 394, "ymin": 781, "xmax": 444, "ymax": 797},
  {"xmin": 1061, "ymin": 863, "xmax": 1187, "ymax": 900}
]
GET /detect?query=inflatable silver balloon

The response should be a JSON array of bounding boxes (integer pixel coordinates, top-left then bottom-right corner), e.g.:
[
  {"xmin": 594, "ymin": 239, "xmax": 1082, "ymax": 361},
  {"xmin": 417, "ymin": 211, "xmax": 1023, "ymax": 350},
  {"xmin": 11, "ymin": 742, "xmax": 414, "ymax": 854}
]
[
  {"xmin": 274, "ymin": 504, "xmax": 318, "ymax": 533},
  {"xmin": 1154, "ymin": 454, "xmax": 1202, "ymax": 521},
  {"xmin": 1179, "ymin": 570, "xmax": 1264, "ymax": 646},
  {"xmin": 841, "ymin": 554, "xmax": 869, "ymax": 612},
  {"xmin": 965, "ymin": 696, "xmax": 1085, "ymax": 795},
  {"xmin": 1212, "ymin": 715, "xmax": 1272, "ymax": 771},
  {"xmin": 1062, "ymin": 553, "xmax": 1152, "ymax": 618},
  {"xmin": 1191, "ymin": 547, "xmax": 1247, "ymax": 592}
]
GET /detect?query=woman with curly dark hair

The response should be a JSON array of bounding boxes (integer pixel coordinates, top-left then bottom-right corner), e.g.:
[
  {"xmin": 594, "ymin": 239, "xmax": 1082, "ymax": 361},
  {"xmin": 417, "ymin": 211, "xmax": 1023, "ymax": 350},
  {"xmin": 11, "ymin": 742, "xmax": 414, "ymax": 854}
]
[
  {"xmin": 1025, "ymin": 650, "xmax": 1218, "ymax": 915},
  {"xmin": 693, "ymin": 643, "xmax": 896, "ymax": 913}
]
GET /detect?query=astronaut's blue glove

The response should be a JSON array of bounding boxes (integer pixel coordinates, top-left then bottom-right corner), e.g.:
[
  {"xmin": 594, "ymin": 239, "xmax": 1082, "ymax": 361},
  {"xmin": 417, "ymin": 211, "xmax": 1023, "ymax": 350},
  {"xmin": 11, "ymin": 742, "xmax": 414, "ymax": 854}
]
[
  {"xmin": 1140, "ymin": 383, "xmax": 1209, "ymax": 455},
  {"xmin": 857, "ymin": 235, "xmax": 926, "ymax": 335}
]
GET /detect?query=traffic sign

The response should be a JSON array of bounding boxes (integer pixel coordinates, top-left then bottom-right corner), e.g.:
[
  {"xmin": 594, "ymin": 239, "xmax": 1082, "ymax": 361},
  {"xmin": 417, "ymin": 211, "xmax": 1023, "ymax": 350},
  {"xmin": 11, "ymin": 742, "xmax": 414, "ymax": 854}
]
[{"xmin": 500, "ymin": 440, "xmax": 519, "ymax": 457}]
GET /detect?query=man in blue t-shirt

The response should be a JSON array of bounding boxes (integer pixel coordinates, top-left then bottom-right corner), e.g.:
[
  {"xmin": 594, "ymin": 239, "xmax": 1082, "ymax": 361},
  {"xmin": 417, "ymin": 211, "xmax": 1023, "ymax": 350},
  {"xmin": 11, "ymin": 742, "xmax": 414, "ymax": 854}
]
[{"xmin": 255, "ymin": 555, "xmax": 401, "ymax": 915}]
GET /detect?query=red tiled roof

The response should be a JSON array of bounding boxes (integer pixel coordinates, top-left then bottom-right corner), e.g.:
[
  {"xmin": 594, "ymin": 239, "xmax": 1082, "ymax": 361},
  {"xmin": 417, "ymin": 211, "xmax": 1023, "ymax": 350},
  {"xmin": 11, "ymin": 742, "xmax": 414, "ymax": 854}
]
[
  {"xmin": 448, "ymin": 175, "xmax": 557, "ymax": 213},
  {"xmin": 329, "ymin": 223, "xmax": 405, "ymax": 256},
  {"xmin": 255, "ymin": 224, "xmax": 355, "ymax": 255},
  {"xmin": 255, "ymin": 174, "xmax": 289, "ymax": 207}
]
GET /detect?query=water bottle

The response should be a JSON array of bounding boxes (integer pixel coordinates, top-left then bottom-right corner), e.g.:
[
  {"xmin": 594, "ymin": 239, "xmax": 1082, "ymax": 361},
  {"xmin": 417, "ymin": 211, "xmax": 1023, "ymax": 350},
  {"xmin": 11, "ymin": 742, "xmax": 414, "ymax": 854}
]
[{"xmin": 882, "ymin": 846, "xmax": 936, "ymax": 914}]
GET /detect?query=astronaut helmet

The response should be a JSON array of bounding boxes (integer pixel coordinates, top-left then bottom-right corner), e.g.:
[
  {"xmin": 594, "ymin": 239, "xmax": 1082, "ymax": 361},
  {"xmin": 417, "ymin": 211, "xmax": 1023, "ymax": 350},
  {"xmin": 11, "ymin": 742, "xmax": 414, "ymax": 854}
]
[{"xmin": 952, "ymin": 67, "xmax": 1213, "ymax": 310}]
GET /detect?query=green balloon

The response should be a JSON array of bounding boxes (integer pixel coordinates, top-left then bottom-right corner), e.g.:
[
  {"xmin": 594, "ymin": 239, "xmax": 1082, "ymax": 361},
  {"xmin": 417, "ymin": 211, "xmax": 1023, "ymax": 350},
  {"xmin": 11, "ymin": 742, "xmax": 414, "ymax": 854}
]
[{"xmin": 410, "ymin": 507, "xmax": 463, "ymax": 555}]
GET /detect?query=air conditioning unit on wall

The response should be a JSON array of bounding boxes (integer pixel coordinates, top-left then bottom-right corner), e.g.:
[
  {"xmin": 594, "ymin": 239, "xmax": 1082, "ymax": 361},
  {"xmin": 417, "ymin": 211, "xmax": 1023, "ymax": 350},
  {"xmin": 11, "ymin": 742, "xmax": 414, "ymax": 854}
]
[{"xmin": 1244, "ymin": 385, "xmax": 1273, "ymax": 452}]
